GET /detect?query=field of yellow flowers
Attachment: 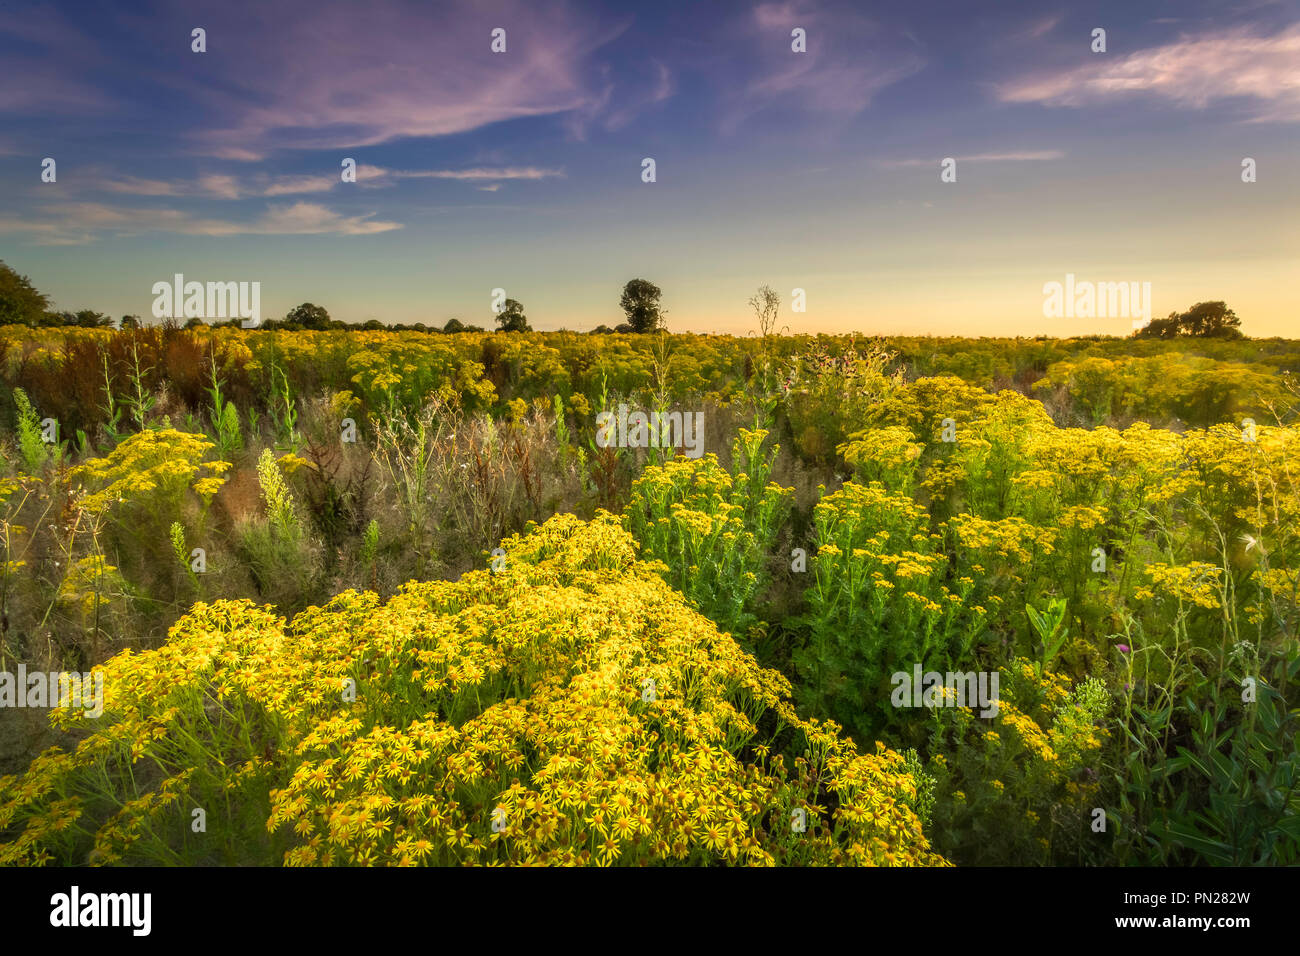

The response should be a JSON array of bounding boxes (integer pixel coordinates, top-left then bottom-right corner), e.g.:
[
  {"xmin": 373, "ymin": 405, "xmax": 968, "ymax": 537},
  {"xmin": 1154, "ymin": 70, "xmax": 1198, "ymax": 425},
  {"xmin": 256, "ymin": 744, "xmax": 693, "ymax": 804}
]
[{"xmin": 0, "ymin": 326, "xmax": 1296, "ymax": 866}]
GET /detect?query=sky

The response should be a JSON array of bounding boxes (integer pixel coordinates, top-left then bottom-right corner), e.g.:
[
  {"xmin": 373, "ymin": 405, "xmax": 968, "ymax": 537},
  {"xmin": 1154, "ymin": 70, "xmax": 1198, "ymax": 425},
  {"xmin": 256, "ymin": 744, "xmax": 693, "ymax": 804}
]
[{"xmin": 1, "ymin": 0, "xmax": 1297, "ymax": 336}]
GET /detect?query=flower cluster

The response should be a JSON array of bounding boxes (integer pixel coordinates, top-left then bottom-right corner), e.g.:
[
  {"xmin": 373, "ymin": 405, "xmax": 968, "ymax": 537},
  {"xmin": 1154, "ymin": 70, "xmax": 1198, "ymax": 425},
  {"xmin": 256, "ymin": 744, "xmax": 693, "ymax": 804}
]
[{"xmin": 0, "ymin": 514, "xmax": 944, "ymax": 867}]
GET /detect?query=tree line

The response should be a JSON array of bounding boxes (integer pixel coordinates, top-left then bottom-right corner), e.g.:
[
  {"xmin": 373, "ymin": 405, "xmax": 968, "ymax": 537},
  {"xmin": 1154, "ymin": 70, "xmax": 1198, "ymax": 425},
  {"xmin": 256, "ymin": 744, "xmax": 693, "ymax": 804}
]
[
  {"xmin": 0, "ymin": 262, "xmax": 671, "ymax": 335},
  {"xmin": 0, "ymin": 259, "xmax": 1246, "ymax": 338}
]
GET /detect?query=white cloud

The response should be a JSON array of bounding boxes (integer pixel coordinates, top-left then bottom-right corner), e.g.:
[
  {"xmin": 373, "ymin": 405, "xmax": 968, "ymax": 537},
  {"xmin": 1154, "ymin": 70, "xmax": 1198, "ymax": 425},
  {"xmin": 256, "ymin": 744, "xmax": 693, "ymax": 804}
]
[{"xmin": 997, "ymin": 24, "xmax": 1300, "ymax": 121}]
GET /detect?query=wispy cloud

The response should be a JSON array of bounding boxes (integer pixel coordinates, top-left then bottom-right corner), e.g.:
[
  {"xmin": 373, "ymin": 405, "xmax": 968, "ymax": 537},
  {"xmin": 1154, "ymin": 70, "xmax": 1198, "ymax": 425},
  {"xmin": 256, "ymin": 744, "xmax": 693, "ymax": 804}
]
[
  {"xmin": 997, "ymin": 24, "xmax": 1300, "ymax": 122},
  {"xmin": 880, "ymin": 150, "xmax": 1065, "ymax": 167},
  {"xmin": 723, "ymin": 2, "xmax": 926, "ymax": 130},
  {"xmin": 201, "ymin": 146, "xmax": 269, "ymax": 163},
  {"xmin": 599, "ymin": 59, "xmax": 676, "ymax": 132},
  {"xmin": 98, "ymin": 175, "xmax": 187, "ymax": 197},
  {"xmin": 245, "ymin": 202, "xmax": 401, "ymax": 236},
  {"xmin": 262, "ymin": 175, "xmax": 339, "ymax": 197},
  {"xmin": 0, "ymin": 201, "xmax": 402, "ymax": 244},
  {"xmin": 0, "ymin": 0, "xmax": 630, "ymax": 157},
  {"xmin": 1010, "ymin": 13, "xmax": 1062, "ymax": 42},
  {"xmin": 383, "ymin": 166, "xmax": 565, "ymax": 182},
  {"xmin": 94, "ymin": 164, "xmax": 560, "ymax": 200},
  {"xmin": 181, "ymin": 0, "xmax": 626, "ymax": 156},
  {"xmin": 99, "ymin": 171, "xmax": 337, "ymax": 199}
]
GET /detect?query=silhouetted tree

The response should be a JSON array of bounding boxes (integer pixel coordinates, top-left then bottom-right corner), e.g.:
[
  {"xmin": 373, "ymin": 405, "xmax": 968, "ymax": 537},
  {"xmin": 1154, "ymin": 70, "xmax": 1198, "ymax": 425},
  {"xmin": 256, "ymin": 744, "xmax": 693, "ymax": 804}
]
[
  {"xmin": 619, "ymin": 279, "xmax": 665, "ymax": 333},
  {"xmin": 1136, "ymin": 301, "xmax": 1243, "ymax": 339},
  {"xmin": 494, "ymin": 298, "xmax": 530, "ymax": 332},
  {"xmin": 0, "ymin": 261, "xmax": 50, "ymax": 325},
  {"xmin": 284, "ymin": 302, "xmax": 332, "ymax": 331}
]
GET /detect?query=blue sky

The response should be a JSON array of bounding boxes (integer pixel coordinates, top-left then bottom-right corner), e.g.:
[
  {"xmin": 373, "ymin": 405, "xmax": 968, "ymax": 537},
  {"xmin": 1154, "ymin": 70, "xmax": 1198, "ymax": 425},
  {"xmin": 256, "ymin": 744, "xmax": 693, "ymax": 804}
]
[{"xmin": 1, "ymin": 0, "xmax": 1297, "ymax": 335}]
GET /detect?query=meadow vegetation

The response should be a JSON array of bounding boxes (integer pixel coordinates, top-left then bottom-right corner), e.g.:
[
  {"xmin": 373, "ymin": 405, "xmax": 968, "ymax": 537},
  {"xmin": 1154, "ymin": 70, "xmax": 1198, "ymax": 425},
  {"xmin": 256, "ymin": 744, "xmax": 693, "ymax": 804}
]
[{"xmin": 0, "ymin": 322, "xmax": 1296, "ymax": 866}]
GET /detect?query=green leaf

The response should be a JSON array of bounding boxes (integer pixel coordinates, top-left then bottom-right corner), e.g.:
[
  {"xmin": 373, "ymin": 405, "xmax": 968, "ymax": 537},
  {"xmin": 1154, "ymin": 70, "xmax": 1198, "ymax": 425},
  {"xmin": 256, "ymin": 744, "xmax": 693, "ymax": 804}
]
[
  {"xmin": 1175, "ymin": 746, "xmax": 1214, "ymax": 781},
  {"xmin": 1156, "ymin": 819, "xmax": 1235, "ymax": 864}
]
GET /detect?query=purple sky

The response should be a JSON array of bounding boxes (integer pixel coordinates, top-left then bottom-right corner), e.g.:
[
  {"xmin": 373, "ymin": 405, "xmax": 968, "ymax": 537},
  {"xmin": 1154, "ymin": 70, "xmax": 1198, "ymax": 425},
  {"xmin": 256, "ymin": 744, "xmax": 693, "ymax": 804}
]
[{"xmin": 2, "ymin": 0, "xmax": 1296, "ymax": 335}]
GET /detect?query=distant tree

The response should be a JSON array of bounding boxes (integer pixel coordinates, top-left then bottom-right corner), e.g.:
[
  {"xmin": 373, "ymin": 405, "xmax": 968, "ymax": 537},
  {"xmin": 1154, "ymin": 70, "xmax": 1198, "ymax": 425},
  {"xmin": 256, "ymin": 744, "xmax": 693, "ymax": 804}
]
[
  {"xmin": 619, "ymin": 278, "xmax": 665, "ymax": 333},
  {"xmin": 463, "ymin": 324, "xmax": 486, "ymax": 333},
  {"xmin": 1137, "ymin": 313, "xmax": 1180, "ymax": 339},
  {"xmin": 119, "ymin": 314, "xmax": 141, "ymax": 330},
  {"xmin": 1136, "ymin": 301, "xmax": 1243, "ymax": 339},
  {"xmin": 494, "ymin": 298, "xmax": 530, "ymax": 332},
  {"xmin": 361, "ymin": 319, "xmax": 385, "ymax": 331},
  {"xmin": 46, "ymin": 309, "xmax": 111, "ymax": 328},
  {"xmin": 1181, "ymin": 301, "xmax": 1243, "ymax": 338},
  {"xmin": 0, "ymin": 261, "xmax": 50, "ymax": 326},
  {"xmin": 443, "ymin": 317, "xmax": 467, "ymax": 334},
  {"xmin": 284, "ymin": 302, "xmax": 332, "ymax": 331},
  {"xmin": 590, "ymin": 324, "xmax": 614, "ymax": 334},
  {"xmin": 184, "ymin": 316, "xmax": 207, "ymax": 329},
  {"xmin": 614, "ymin": 323, "xmax": 633, "ymax": 334}
]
